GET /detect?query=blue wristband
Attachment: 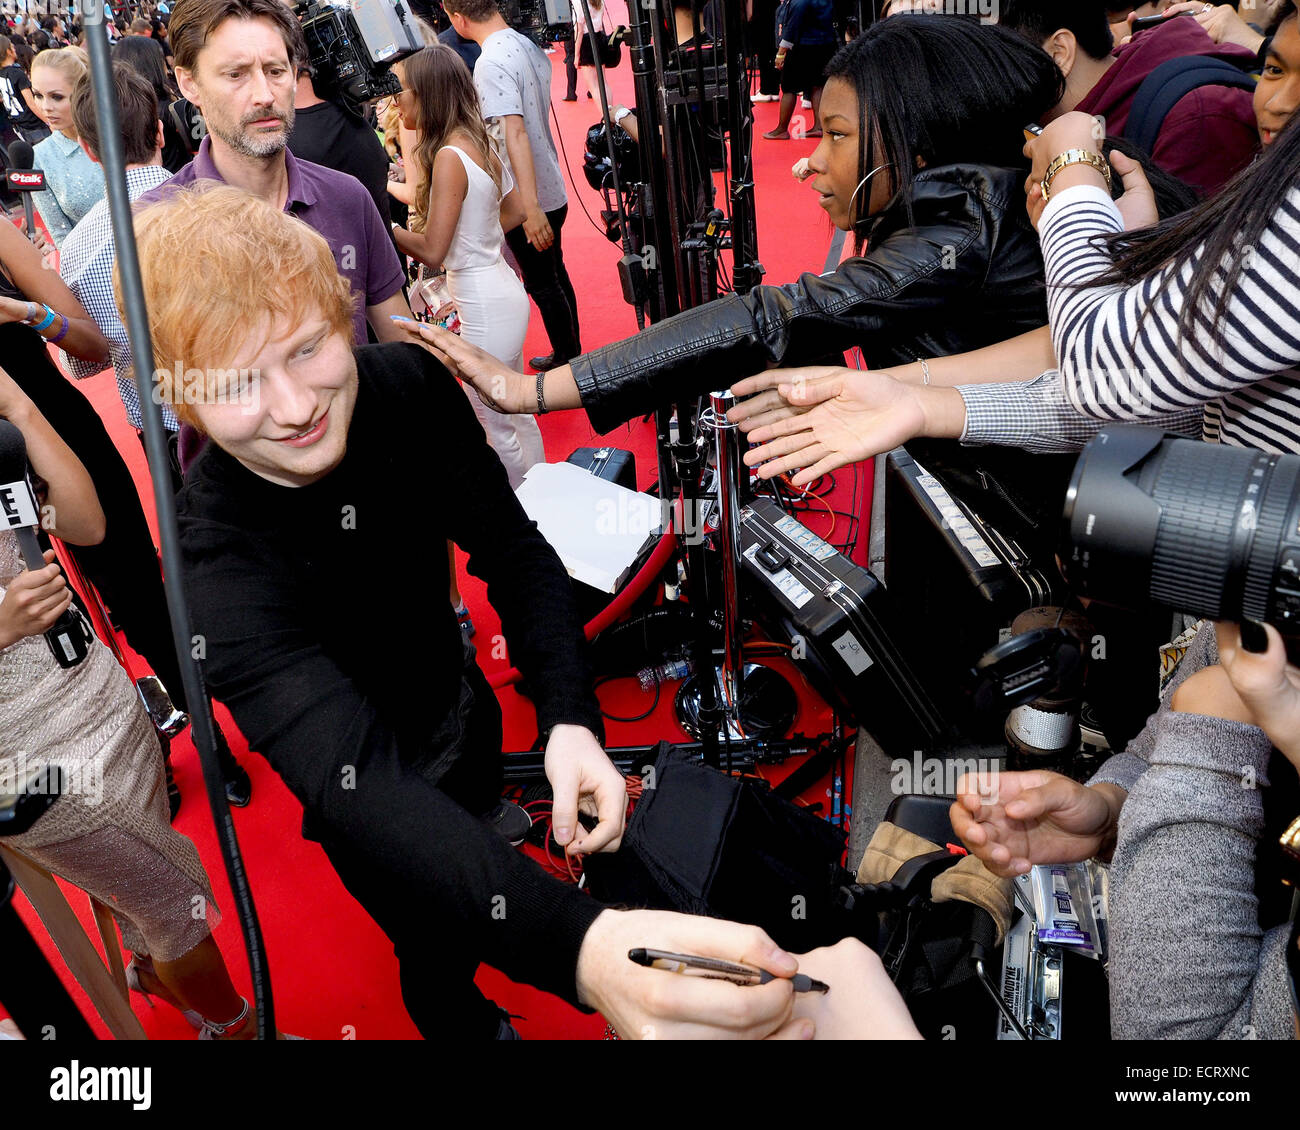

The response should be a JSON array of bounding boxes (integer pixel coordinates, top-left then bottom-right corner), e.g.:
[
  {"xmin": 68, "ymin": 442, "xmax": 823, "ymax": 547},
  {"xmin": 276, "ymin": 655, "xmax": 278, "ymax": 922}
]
[{"xmin": 32, "ymin": 305, "xmax": 57, "ymax": 333}]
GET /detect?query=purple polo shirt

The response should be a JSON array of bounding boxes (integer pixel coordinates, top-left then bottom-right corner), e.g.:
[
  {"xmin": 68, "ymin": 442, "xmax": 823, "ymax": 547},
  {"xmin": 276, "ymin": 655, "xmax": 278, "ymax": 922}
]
[{"xmin": 137, "ymin": 137, "xmax": 406, "ymax": 345}]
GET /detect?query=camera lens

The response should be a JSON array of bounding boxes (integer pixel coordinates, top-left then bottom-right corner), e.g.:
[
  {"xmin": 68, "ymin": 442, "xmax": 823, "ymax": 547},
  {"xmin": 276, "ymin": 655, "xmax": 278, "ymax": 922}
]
[{"xmin": 1061, "ymin": 426, "xmax": 1300, "ymax": 628}]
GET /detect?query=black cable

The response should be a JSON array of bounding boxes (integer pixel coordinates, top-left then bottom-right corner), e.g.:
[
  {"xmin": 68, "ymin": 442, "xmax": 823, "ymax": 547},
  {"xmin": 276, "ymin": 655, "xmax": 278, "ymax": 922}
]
[
  {"xmin": 549, "ymin": 99, "xmax": 615, "ymax": 241},
  {"xmin": 83, "ymin": 12, "xmax": 274, "ymax": 1039},
  {"xmin": 595, "ymin": 674, "xmax": 663, "ymax": 722}
]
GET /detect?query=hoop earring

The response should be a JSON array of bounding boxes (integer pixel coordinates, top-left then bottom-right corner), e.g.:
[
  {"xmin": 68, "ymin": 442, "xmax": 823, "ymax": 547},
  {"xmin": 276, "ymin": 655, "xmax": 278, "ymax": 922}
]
[{"xmin": 846, "ymin": 162, "xmax": 895, "ymax": 222}]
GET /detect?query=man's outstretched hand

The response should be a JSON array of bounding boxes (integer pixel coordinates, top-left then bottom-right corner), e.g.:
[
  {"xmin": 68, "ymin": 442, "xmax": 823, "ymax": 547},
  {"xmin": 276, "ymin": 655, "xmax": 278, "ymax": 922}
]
[{"xmin": 950, "ymin": 770, "xmax": 1125, "ymax": 877}]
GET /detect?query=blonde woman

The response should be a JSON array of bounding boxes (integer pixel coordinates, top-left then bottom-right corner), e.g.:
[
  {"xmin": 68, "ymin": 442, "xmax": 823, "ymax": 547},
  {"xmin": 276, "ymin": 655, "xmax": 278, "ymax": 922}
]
[{"xmin": 30, "ymin": 48, "xmax": 105, "ymax": 247}]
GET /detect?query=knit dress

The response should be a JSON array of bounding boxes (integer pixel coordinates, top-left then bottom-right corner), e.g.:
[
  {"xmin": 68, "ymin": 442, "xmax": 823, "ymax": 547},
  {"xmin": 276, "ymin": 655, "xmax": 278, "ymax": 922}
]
[{"xmin": 0, "ymin": 529, "xmax": 217, "ymax": 960}]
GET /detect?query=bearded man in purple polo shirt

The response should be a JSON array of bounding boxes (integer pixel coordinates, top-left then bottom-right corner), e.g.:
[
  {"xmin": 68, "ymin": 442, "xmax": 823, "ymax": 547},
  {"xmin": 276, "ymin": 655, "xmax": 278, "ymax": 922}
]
[{"xmin": 141, "ymin": 0, "xmax": 413, "ymax": 344}]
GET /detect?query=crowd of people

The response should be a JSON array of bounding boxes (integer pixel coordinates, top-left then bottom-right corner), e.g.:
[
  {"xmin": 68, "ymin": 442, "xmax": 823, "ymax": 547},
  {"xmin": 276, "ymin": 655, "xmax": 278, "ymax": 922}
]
[{"xmin": 0, "ymin": 0, "xmax": 1297, "ymax": 1043}]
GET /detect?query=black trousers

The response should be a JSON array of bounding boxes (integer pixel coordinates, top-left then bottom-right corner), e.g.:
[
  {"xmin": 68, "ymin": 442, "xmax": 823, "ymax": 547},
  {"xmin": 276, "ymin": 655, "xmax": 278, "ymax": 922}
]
[
  {"xmin": 314, "ymin": 661, "xmax": 508, "ymax": 1040},
  {"xmin": 563, "ymin": 36, "xmax": 578, "ymax": 98},
  {"xmin": 748, "ymin": 0, "xmax": 782, "ymax": 95},
  {"xmin": 504, "ymin": 203, "xmax": 581, "ymax": 363}
]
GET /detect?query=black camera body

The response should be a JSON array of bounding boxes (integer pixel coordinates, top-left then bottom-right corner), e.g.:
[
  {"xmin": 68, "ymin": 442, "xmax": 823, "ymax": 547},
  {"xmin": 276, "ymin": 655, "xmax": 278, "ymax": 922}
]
[
  {"xmin": 295, "ymin": 0, "xmax": 422, "ymax": 109},
  {"xmin": 500, "ymin": 0, "xmax": 575, "ymax": 44}
]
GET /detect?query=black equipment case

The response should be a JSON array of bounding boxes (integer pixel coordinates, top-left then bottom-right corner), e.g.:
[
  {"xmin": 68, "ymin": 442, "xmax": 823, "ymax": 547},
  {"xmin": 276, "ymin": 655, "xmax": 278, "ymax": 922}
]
[
  {"xmin": 883, "ymin": 448, "xmax": 1062, "ymax": 735},
  {"xmin": 738, "ymin": 496, "xmax": 947, "ymax": 752},
  {"xmin": 566, "ymin": 446, "xmax": 637, "ymax": 492}
]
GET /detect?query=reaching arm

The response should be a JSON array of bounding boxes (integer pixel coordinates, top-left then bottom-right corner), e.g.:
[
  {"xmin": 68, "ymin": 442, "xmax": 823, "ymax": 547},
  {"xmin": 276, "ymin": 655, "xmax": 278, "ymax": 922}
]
[
  {"xmin": 0, "ymin": 219, "xmax": 110, "ymax": 363},
  {"xmin": 0, "ymin": 366, "xmax": 105, "ymax": 545},
  {"xmin": 889, "ymin": 325, "xmax": 1056, "ymax": 387},
  {"xmin": 1109, "ymin": 705, "xmax": 1296, "ymax": 1038}
]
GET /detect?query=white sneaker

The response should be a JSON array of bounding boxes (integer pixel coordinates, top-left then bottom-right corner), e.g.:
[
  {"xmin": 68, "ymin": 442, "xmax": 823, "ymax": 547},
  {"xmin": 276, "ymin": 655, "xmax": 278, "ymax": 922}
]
[
  {"xmin": 752, "ymin": 92, "xmax": 778, "ymax": 102},
  {"xmin": 801, "ymin": 97, "xmax": 813, "ymax": 109}
]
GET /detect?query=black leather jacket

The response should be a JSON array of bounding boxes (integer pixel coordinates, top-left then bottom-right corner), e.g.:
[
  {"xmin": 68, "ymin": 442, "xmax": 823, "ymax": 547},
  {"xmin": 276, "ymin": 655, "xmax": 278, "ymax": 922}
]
[{"xmin": 571, "ymin": 163, "xmax": 1047, "ymax": 434}]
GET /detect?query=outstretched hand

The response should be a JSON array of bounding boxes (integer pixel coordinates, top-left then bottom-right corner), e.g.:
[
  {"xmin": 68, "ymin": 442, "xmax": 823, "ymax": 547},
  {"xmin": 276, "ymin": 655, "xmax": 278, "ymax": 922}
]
[
  {"xmin": 392, "ymin": 318, "xmax": 533, "ymax": 414},
  {"xmin": 950, "ymin": 770, "xmax": 1123, "ymax": 878},
  {"xmin": 730, "ymin": 366, "xmax": 946, "ymax": 486}
]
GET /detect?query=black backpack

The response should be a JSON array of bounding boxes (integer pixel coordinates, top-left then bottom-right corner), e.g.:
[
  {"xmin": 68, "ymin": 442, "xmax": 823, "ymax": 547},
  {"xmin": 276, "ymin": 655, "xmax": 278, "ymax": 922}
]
[{"xmin": 1125, "ymin": 55, "xmax": 1256, "ymax": 158}]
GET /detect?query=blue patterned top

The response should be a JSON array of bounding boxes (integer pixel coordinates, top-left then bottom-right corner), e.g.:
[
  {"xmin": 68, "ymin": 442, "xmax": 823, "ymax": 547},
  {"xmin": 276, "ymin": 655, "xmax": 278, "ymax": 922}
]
[{"xmin": 32, "ymin": 131, "xmax": 106, "ymax": 248}]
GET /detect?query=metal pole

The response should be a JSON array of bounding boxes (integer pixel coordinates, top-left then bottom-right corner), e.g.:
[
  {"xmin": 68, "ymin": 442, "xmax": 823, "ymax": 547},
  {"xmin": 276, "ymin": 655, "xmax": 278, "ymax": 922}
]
[
  {"xmin": 80, "ymin": 3, "xmax": 275, "ymax": 1039},
  {"xmin": 710, "ymin": 389, "xmax": 745, "ymax": 711}
]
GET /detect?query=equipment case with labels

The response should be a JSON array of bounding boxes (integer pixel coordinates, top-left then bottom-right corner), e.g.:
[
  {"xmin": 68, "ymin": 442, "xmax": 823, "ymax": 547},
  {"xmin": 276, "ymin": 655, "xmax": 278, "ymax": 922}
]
[
  {"xmin": 884, "ymin": 448, "xmax": 1061, "ymax": 734},
  {"xmin": 738, "ymin": 496, "xmax": 947, "ymax": 752}
]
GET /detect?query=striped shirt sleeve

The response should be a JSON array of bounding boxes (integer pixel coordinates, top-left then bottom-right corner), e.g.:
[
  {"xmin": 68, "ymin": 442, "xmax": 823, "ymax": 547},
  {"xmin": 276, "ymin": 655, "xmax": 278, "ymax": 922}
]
[{"xmin": 1039, "ymin": 183, "xmax": 1300, "ymax": 450}]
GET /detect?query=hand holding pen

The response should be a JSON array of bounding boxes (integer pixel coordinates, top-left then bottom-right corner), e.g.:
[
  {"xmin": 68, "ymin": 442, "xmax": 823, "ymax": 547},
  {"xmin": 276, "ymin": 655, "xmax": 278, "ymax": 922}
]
[{"xmin": 629, "ymin": 948, "xmax": 830, "ymax": 994}]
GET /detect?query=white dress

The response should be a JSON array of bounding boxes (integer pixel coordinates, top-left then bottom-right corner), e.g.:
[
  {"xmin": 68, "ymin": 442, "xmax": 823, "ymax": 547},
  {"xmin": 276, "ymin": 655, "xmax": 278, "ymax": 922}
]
[{"xmin": 441, "ymin": 144, "xmax": 545, "ymax": 490}]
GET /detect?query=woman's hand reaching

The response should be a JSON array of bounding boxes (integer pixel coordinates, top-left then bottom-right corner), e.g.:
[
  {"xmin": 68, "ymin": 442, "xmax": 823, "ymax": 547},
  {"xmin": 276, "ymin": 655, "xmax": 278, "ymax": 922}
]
[
  {"xmin": 729, "ymin": 366, "xmax": 964, "ymax": 486},
  {"xmin": 393, "ymin": 318, "xmax": 534, "ymax": 413}
]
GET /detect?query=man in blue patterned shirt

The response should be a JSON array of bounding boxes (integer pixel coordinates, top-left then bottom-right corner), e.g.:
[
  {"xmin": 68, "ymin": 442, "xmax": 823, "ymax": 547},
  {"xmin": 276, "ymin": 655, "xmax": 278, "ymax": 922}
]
[{"xmin": 60, "ymin": 62, "xmax": 177, "ymax": 438}]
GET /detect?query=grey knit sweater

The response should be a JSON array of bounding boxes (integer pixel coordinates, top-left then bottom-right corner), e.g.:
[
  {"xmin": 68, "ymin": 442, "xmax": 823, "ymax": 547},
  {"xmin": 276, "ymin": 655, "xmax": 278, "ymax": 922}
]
[{"xmin": 1092, "ymin": 624, "xmax": 1297, "ymax": 1039}]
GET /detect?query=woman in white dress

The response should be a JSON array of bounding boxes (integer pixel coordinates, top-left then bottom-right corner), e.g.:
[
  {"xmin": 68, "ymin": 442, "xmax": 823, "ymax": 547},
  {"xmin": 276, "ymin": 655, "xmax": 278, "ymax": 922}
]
[{"xmin": 391, "ymin": 45, "xmax": 545, "ymax": 492}]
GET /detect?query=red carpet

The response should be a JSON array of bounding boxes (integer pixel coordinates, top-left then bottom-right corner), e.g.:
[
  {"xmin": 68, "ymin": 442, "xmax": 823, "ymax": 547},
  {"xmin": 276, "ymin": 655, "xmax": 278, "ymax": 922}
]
[{"xmin": 5, "ymin": 29, "xmax": 869, "ymax": 1040}]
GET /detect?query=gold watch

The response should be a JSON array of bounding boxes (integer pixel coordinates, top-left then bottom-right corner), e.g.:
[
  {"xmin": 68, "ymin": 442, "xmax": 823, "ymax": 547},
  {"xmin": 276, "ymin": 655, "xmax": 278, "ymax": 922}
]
[{"xmin": 1041, "ymin": 148, "xmax": 1113, "ymax": 202}]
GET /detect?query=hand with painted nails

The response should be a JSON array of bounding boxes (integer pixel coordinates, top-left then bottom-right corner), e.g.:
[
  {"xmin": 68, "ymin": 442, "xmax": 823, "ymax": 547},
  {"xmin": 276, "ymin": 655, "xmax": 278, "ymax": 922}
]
[{"xmin": 1171, "ymin": 621, "xmax": 1300, "ymax": 770}]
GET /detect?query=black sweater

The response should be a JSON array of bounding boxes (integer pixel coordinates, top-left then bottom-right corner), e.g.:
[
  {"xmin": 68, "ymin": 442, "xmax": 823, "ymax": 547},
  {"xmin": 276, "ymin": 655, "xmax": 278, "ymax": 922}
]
[{"xmin": 176, "ymin": 343, "xmax": 606, "ymax": 1003}]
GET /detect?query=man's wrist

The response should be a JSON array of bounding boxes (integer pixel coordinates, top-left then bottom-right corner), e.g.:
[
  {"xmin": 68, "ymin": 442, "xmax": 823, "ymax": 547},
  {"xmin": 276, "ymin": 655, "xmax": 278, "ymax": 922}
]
[{"xmin": 573, "ymin": 908, "xmax": 616, "ymax": 1009}]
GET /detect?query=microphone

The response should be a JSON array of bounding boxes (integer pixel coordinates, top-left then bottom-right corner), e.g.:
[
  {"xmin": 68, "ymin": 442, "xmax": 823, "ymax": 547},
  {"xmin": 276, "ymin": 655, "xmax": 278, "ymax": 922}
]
[
  {"xmin": 0, "ymin": 419, "xmax": 91, "ymax": 668},
  {"xmin": 5, "ymin": 140, "xmax": 46, "ymax": 246}
]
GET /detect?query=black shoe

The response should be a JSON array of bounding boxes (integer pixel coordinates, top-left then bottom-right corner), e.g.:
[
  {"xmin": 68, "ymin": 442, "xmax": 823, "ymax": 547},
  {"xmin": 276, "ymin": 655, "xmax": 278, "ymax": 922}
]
[
  {"xmin": 587, "ymin": 91, "xmax": 593, "ymax": 99},
  {"xmin": 222, "ymin": 763, "xmax": 252, "ymax": 808},
  {"xmin": 529, "ymin": 353, "xmax": 562, "ymax": 372},
  {"xmin": 562, "ymin": 93, "xmax": 577, "ymax": 102},
  {"xmin": 483, "ymin": 802, "xmax": 533, "ymax": 847},
  {"xmin": 213, "ymin": 726, "xmax": 252, "ymax": 808}
]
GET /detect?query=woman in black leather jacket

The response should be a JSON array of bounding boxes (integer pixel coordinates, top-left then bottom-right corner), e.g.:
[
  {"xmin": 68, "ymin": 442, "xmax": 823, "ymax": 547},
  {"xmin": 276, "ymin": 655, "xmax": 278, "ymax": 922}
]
[{"xmin": 400, "ymin": 16, "xmax": 1063, "ymax": 432}]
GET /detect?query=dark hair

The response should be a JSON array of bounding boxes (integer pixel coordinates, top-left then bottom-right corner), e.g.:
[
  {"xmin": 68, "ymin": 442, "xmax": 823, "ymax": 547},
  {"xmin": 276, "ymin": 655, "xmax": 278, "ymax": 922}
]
[
  {"xmin": 998, "ymin": 0, "xmax": 1115, "ymax": 61},
  {"xmin": 826, "ymin": 17, "xmax": 1065, "ymax": 246},
  {"xmin": 30, "ymin": 27, "xmax": 48, "ymax": 50},
  {"xmin": 169, "ymin": 0, "xmax": 303, "ymax": 73},
  {"xmin": 114, "ymin": 32, "xmax": 178, "ymax": 100},
  {"xmin": 0, "ymin": 34, "xmax": 10, "ymax": 59},
  {"xmin": 441, "ymin": 0, "xmax": 500, "ymax": 22},
  {"xmin": 72, "ymin": 61, "xmax": 160, "ymax": 165},
  {"xmin": 1085, "ymin": 3, "xmax": 1299, "ymax": 342}
]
